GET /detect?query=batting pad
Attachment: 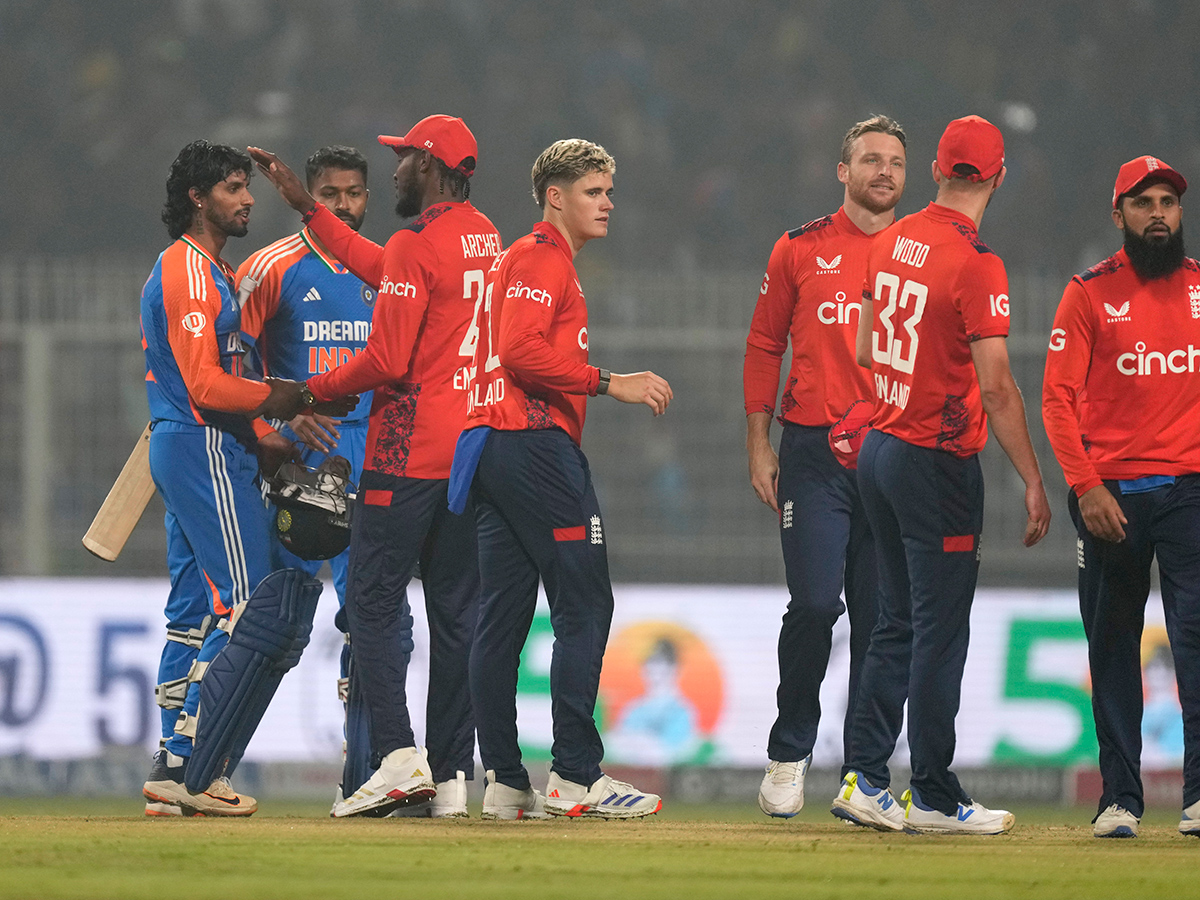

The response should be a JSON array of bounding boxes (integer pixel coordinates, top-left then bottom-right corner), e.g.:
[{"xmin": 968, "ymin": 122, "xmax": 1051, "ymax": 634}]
[
  {"xmin": 185, "ymin": 568, "xmax": 322, "ymax": 792},
  {"xmin": 339, "ymin": 638, "xmax": 375, "ymax": 797}
]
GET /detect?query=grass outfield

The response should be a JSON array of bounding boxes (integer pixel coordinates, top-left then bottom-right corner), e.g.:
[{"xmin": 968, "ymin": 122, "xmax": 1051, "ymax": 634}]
[{"xmin": 1, "ymin": 799, "xmax": 1196, "ymax": 899}]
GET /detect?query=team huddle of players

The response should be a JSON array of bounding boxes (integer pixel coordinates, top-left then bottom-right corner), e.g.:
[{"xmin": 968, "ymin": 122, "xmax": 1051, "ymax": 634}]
[
  {"xmin": 138, "ymin": 117, "xmax": 668, "ymax": 822},
  {"xmin": 136, "ymin": 110, "xmax": 1200, "ymax": 837},
  {"xmin": 747, "ymin": 114, "xmax": 1200, "ymax": 838}
]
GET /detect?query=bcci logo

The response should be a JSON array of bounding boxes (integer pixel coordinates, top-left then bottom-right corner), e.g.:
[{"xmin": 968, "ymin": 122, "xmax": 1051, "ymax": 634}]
[
  {"xmin": 361, "ymin": 284, "xmax": 376, "ymax": 308},
  {"xmin": 276, "ymin": 509, "xmax": 292, "ymax": 532}
]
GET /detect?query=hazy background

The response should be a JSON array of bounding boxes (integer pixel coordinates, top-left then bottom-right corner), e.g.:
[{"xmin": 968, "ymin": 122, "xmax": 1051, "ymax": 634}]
[{"xmin": 4, "ymin": 0, "xmax": 1198, "ymax": 585}]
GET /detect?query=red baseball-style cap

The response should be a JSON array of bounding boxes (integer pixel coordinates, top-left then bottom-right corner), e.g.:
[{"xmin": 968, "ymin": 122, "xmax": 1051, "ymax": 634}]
[
  {"xmin": 936, "ymin": 115, "xmax": 1005, "ymax": 182},
  {"xmin": 379, "ymin": 115, "xmax": 478, "ymax": 177},
  {"xmin": 1112, "ymin": 156, "xmax": 1187, "ymax": 209}
]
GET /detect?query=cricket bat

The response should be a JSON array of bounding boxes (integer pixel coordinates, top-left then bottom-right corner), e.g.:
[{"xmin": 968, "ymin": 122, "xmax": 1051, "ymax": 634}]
[{"xmin": 82, "ymin": 422, "xmax": 156, "ymax": 561}]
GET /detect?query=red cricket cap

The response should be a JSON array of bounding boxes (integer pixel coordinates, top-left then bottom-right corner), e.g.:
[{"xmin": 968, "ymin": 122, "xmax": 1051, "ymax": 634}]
[
  {"xmin": 1112, "ymin": 156, "xmax": 1187, "ymax": 209},
  {"xmin": 828, "ymin": 399, "xmax": 874, "ymax": 471},
  {"xmin": 936, "ymin": 115, "xmax": 1005, "ymax": 182},
  {"xmin": 378, "ymin": 115, "xmax": 478, "ymax": 177}
]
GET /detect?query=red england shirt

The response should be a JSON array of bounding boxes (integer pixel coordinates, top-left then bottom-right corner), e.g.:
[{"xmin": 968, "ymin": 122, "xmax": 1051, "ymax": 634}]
[
  {"xmin": 863, "ymin": 203, "xmax": 1010, "ymax": 457},
  {"xmin": 304, "ymin": 201, "xmax": 502, "ymax": 478},
  {"xmin": 464, "ymin": 221, "xmax": 601, "ymax": 445},
  {"xmin": 744, "ymin": 207, "xmax": 878, "ymax": 426},
  {"xmin": 1042, "ymin": 248, "xmax": 1200, "ymax": 496}
]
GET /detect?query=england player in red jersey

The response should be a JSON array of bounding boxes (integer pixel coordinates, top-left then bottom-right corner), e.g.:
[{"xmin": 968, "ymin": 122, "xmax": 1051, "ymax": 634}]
[
  {"xmin": 250, "ymin": 115, "xmax": 500, "ymax": 818},
  {"xmin": 1043, "ymin": 156, "xmax": 1200, "ymax": 838},
  {"xmin": 832, "ymin": 116, "xmax": 1050, "ymax": 835},
  {"xmin": 744, "ymin": 115, "xmax": 907, "ymax": 818},
  {"xmin": 451, "ymin": 139, "xmax": 672, "ymax": 819}
]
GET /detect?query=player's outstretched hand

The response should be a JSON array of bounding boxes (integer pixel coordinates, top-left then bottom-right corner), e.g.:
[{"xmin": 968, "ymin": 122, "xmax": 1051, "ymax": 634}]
[
  {"xmin": 289, "ymin": 414, "xmax": 342, "ymax": 455},
  {"xmin": 607, "ymin": 371, "xmax": 673, "ymax": 416},
  {"xmin": 1078, "ymin": 484, "xmax": 1127, "ymax": 543},
  {"xmin": 1022, "ymin": 481, "xmax": 1052, "ymax": 547},
  {"xmin": 247, "ymin": 147, "xmax": 317, "ymax": 214},
  {"xmin": 312, "ymin": 395, "xmax": 360, "ymax": 417},
  {"xmin": 257, "ymin": 378, "xmax": 308, "ymax": 421}
]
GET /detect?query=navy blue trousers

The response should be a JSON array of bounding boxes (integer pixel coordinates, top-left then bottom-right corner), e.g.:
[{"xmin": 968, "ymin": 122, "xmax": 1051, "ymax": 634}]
[
  {"xmin": 770, "ymin": 424, "xmax": 877, "ymax": 772},
  {"xmin": 470, "ymin": 428, "xmax": 613, "ymax": 790},
  {"xmin": 344, "ymin": 470, "xmax": 479, "ymax": 784},
  {"xmin": 1071, "ymin": 475, "xmax": 1200, "ymax": 816},
  {"xmin": 847, "ymin": 429, "xmax": 983, "ymax": 814}
]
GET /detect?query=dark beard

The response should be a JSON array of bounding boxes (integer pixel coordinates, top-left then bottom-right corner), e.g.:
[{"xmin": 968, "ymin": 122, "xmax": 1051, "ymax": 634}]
[
  {"xmin": 394, "ymin": 177, "xmax": 421, "ymax": 218},
  {"xmin": 335, "ymin": 211, "xmax": 364, "ymax": 232},
  {"xmin": 1124, "ymin": 224, "xmax": 1185, "ymax": 279}
]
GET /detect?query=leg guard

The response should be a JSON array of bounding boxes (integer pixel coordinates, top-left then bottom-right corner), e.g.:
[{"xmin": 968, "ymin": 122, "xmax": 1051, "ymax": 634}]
[
  {"xmin": 184, "ymin": 568, "xmax": 323, "ymax": 792},
  {"xmin": 336, "ymin": 606, "xmax": 374, "ymax": 798}
]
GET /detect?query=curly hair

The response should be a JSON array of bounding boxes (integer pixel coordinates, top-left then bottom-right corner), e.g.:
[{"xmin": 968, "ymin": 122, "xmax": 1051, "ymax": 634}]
[
  {"xmin": 161, "ymin": 140, "xmax": 253, "ymax": 240},
  {"xmin": 531, "ymin": 139, "xmax": 615, "ymax": 208},
  {"xmin": 304, "ymin": 145, "xmax": 368, "ymax": 190}
]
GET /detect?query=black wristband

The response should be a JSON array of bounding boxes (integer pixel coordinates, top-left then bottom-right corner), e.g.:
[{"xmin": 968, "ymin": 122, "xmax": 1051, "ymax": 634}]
[{"xmin": 596, "ymin": 368, "xmax": 611, "ymax": 395}]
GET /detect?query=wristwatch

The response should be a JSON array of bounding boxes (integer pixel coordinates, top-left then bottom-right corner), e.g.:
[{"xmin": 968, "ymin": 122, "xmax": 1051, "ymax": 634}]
[
  {"xmin": 298, "ymin": 382, "xmax": 317, "ymax": 408},
  {"xmin": 596, "ymin": 368, "xmax": 611, "ymax": 395}
]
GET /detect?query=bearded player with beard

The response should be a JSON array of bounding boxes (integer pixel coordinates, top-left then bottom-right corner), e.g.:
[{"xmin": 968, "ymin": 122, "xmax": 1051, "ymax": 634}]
[
  {"xmin": 1044, "ymin": 156, "xmax": 1200, "ymax": 839},
  {"xmin": 743, "ymin": 115, "xmax": 907, "ymax": 818},
  {"xmin": 250, "ymin": 116, "xmax": 501, "ymax": 818}
]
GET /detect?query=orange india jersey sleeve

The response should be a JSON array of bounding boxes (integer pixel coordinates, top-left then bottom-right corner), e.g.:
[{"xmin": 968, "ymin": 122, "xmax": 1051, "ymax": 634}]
[{"xmin": 162, "ymin": 240, "xmax": 269, "ymax": 415}]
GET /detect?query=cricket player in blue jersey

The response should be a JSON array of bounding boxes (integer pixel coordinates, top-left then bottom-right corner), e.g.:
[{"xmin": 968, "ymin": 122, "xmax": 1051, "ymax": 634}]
[
  {"xmin": 236, "ymin": 146, "xmax": 379, "ymax": 806},
  {"xmin": 139, "ymin": 140, "xmax": 355, "ymax": 817}
]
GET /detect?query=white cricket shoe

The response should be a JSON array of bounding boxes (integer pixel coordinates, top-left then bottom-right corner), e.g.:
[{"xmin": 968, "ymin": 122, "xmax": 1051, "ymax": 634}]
[
  {"xmin": 1094, "ymin": 804, "xmax": 1139, "ymax": 838},
  {"xmin": 331, "ymin": 746, "xmax": 435, "ymax": 818},
  {"xmin": 1179, "ymin": 799, "xmax": 1200, "ymax": 836},
  {"xmin": 391, "ymin": 770, "xmax": 470, "ymax": 818},
  {"xmin": 142, "ymin": 750, "xmax": 257, "ymax": 817},
  {"xmin": 758, "ymin": 755, "xmax": 811, "ymax": 818},
  {"xmin": 829, "ymin": 770, "xmax": 904, "ymax": 831},
  {"xmin": 480, "ymin": 770, "xmax": 551, "ymax": 820},
  {"xmin": 901, "ymin": 788, "xmax": 1014, "ymax": 835},
  {"xmin": 543, "ymin": 772, "xmax": 662, "ymax": 819}
]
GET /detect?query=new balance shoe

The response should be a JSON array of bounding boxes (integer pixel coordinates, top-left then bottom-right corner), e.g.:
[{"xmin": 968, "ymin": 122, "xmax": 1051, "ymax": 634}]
[
  {"xmin": 480, "ymin": 770, "xmax": 551, "ymax": 820},
  {"xmin": 758, "ymin": 755, "xmax": 811, "ymax": 818},
  {"xmin": 332, "ymin": 746, "xmax": 436, "ymax": 818},
  {"xmin": 1094, "ymin": 804, "xmax": 1139, "ymax": 838},
  {"xmin": 142, "ymin": 750, "xmax": 257, "ymax": 817},
  {"xmin": 901, "ymin": 788, "xmax": 1013, "ymax": 835},
  {"xmin": 830, "ymin": 770, "xmax": 904, "ymax": 831},
  {"xmin": 1179, "ymin": 798, "xmax": 1200, "ymax": 836},
  {"xmin": 390, "ymin": 770, "xmax": 470, "ymax": 818},
  {"xmin": 543, "ymin": 772, "xmax": 662, "ymax": 819}
]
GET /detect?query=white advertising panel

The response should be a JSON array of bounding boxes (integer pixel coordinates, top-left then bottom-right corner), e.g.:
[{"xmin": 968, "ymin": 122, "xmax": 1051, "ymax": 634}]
[{"xmin": 0, "ymin": 581, "xmax": 1181, "ymax": 769}]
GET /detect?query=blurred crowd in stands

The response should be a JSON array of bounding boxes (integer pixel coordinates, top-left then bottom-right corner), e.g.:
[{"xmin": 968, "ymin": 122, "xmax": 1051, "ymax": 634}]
[{"xmin": 5, "ymin": 0, "xmax": 1200, "ymax": 283}]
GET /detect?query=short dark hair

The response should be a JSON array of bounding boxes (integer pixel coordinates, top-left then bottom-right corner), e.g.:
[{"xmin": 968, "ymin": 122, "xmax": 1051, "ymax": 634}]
[
  {"xmin": 304, "ymin": 146, "xmax": 368, "ymax": 190},
  {"xmin": 840, "ymin": 115, "xmax": 907, "ymax": 166},
  {"xmin": 161, "ymin": 140, "xmax": 252, "ymax": 240}
]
